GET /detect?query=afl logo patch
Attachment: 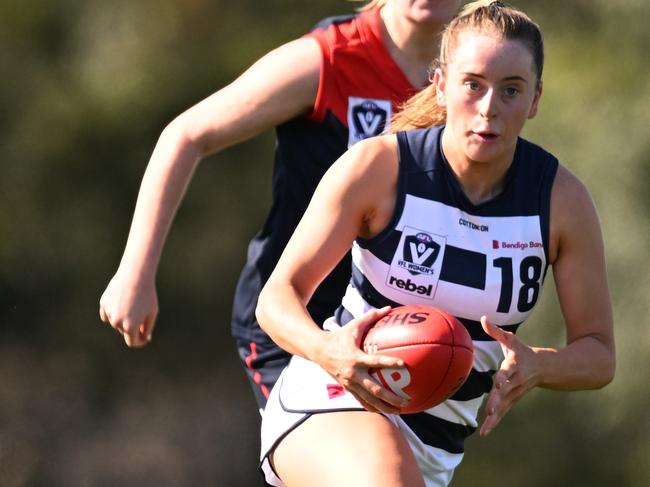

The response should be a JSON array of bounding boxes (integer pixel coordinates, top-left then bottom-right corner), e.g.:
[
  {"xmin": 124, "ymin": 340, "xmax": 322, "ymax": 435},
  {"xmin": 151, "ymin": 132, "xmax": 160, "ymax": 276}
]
[
  {"xmin": 347, "ymin": 97, "xmax": 392, "ymax": 147},
  {"xmin": 387, "ymin": 226, "xmax": 447, "ymax": 300},
  {"xmin": 402, "ymin": 232, "xmax": 441, "ymax": 275}
]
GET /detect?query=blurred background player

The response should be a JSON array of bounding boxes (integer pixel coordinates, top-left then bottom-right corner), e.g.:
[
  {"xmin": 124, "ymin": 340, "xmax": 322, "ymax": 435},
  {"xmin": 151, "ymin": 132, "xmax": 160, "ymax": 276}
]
[
  {"xmin": 99, "ymin": 0, "xmax": 462, "ymax": 410},
  {"xmin": 256, "ymin": 1, "xmax": 615, "ymax": 485}
]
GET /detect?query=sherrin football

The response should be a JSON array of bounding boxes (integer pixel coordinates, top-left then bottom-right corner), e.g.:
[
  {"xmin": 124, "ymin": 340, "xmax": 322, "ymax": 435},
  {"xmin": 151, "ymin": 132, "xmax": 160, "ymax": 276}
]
[{"xmin": 363, "ymin": 305, "xmax": 474, "ymax": 414}]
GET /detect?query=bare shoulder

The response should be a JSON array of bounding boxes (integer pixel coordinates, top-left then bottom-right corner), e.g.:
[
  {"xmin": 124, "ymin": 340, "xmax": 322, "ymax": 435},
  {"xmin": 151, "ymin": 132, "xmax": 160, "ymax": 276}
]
[
  {"xmin": 259, "ymin": 37, "xmax": 322, "ymax": 75},
  {"xmin": 549, "ymin": 164, "xmax": 603, "ymax": 263},
  {"xmin": 551, "ymin": 165, "xmax": 598, "ymax": 222},
  {"xmin": 236, "ymin": 36, "xmax": 322, "ymax": 109},
  {"xmin": 330, "ymin": 134, "xmax": 400, "ymax": 194},
  {"xmin": 342, "ymin": 134, "xmax": 399, "ymax": 169},
  {"xmin": 178, "ymin": 37, "xmax": 322, "ymax": 154},
  {"xmin": 331, "ymin": 135, "xmax": 400, "ymax": 238}
]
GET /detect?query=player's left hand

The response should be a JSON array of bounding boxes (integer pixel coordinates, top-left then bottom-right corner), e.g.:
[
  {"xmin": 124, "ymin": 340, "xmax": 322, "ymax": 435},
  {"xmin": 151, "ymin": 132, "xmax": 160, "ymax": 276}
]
[{"xmin": 479, "ymin": 315, "xmax": 542, "ymax": 436}]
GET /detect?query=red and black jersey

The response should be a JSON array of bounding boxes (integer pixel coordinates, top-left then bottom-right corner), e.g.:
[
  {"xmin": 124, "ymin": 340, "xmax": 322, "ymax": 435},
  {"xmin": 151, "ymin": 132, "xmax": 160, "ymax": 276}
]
[
  {"xmin": 231, "ymin": 8, "xmax": 419, "ymax": 343},
  {"xmin": 308, "ymin": 9, "xmax": 416, "ymax": 143}
]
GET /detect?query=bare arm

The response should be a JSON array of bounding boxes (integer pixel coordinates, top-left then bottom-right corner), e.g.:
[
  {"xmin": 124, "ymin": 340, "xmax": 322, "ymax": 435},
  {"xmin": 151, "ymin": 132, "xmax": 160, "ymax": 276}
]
[
  {"xmin": 99, "ymin": 38, "xmax": 321, "ymax": 347},
  {"xmin": 257, "ymin": 137, "xmax": 394, "ymax": 356},
  {"xmin": 256, "ymin": 136, "xmax": 408, "ymax": 412},
  {"xmin": 536, "ymin": 165, "xmax": 615, "ymax": 388},
  {"xmin": 480, "ymin": 165, "xmax": 615, "ymax": 435}
]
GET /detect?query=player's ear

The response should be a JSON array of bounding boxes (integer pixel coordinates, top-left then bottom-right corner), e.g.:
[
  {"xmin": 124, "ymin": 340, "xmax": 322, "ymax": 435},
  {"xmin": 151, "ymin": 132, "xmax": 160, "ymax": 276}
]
[
  {"xmin": 433, "ymin": 68, "xmax": 447, "ymax": 108},
  {"xmin": 527, "ymin": 80, "xmax": 543, "ymax": 119}
]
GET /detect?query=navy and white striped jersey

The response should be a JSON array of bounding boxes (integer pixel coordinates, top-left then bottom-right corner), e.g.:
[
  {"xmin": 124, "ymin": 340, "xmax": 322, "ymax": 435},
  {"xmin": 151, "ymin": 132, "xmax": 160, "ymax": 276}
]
[{"xmin": 334, "ymin": 125, "xmax": 558, "ymax": 453}]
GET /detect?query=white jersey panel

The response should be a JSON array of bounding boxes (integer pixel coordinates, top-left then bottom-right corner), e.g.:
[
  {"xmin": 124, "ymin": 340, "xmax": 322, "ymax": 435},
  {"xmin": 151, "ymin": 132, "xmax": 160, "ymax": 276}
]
[
  {"xmin": 425, "ymin": 396, "xmax": 485, "ymax": 428},
  {"xmin": 354, "ymin": 195, "xmax": 547, "ymax": 326}
]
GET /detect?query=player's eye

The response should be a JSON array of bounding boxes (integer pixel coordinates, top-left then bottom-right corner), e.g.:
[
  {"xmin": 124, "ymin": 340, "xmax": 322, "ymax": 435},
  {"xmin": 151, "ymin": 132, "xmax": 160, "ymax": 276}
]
[
  {"xmin": 502, "ymin": 86, "xmax": 520, "ymax": 97},
  {"xmin": 464, "ymin": 80, "xmax": 481, "ymax": 92}
]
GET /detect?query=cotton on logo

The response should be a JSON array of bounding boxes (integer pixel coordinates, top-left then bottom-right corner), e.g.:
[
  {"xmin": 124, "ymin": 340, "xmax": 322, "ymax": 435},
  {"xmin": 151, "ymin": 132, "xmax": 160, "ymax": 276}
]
[{"xmin": 372, "ymin": 367, "xmax": 412, "ymax": 400}]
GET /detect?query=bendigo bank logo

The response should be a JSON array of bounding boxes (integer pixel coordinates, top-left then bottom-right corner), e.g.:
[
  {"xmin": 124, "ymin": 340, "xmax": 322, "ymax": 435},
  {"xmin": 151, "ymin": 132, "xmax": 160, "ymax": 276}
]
[
  {"xmin": 493, "ymin": 240, "xmax": 543, "ymax": 250},
  {"xmin": 347, "ymin": 97, "xmax": 392, "ymax": 147}
]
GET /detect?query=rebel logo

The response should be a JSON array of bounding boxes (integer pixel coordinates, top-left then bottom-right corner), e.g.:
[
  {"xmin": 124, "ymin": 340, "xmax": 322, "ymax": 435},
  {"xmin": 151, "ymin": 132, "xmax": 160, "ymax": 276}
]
[
  {"xmin": 399, "ymin": 232, "xmax": 441, "ymax": 276},
  {"xmin": 387, "ymin": 277, "xmax": 434, "ymax": 297}
]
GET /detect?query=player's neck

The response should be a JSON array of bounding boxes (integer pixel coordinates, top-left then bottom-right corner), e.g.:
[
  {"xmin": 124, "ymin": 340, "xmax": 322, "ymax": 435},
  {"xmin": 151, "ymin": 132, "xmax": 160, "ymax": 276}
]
[
  {"xmin": 441, "ymin": 133, "xmax": 514, "ymax": 207},
  {"xmin": 452, "ymin": 167, "xmax": 507, "ymax": 207},
  {"xmin": 380, "ymin": 8, "xmax": 443, "ymax": 88}
]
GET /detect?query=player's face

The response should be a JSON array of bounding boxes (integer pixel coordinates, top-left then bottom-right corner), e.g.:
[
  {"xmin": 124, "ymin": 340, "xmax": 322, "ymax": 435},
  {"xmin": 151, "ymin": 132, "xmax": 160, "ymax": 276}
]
[
  {"xmin": 389, "ymin": 0, "xmax": 461, "ymax": 26},
  {"xmin": 436, "ymin": 31, "xmax": 542, "ymax": 168}
]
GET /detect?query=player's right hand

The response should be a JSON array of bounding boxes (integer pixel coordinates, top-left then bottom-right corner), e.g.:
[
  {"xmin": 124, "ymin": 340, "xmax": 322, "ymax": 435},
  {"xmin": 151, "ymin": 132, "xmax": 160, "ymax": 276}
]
[
  {"xmin": 99, "ymin": 272, "xmax": 158, "ymax": 348},
  {"xmin": 316, "ymin": 306, "xmax": 407, "ymax": 414}
]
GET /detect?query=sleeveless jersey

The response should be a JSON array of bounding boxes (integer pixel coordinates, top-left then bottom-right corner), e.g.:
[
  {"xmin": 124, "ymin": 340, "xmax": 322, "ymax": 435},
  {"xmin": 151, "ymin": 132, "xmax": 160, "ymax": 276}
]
[
  {"xmin": 334, "ymin": 126, "xmax": 558, "ymax": 454},
  {"xmin": 231, "ymin": 8, "xmax": 417, "ymax": 341}
]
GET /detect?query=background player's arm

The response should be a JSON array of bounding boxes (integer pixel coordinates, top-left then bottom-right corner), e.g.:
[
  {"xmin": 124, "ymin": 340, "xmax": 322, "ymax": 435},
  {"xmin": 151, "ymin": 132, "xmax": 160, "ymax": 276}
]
[
  {"xmin": 480, "ymin": 165, "xmax": 615, "ymax": 435},
  {"xmin": 99, "ymin": 38, "xmax": 322, "ymax": 347},
  {"xmin": 256, "ymin": 136, "xmax": 407, "ymax": 412}
]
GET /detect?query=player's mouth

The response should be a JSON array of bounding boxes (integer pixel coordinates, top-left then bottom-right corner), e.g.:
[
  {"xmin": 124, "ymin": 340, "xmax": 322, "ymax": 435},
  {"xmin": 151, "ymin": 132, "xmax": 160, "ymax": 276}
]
[{"xmin": 471, "ymin": 130, "xmax": 500, "ymax": 142}]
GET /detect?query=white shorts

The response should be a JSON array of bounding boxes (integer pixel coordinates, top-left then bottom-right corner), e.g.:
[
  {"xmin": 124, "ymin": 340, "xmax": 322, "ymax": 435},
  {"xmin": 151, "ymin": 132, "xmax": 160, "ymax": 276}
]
[{"xmin": 260, "ymin": 355, "xmax": 464, "ymax": 487}]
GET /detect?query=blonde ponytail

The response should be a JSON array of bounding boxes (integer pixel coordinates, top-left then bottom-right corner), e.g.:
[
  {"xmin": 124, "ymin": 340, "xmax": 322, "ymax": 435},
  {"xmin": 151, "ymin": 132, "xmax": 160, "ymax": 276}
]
[{"xmin": 390, "ymin": 84, "xmax": 446, "ymax": 132}]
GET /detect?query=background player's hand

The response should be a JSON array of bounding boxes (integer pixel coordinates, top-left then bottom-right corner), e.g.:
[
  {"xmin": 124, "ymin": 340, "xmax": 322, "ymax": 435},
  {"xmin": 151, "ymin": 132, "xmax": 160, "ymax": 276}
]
[
  {"xmin": 479, "ymin": 315, "xmax": 542, "ymax": 436},
  {"xmin": 317, "ymin": 306, "xmax": 407, "ymax": 414},
  {"xmin": 99, "ymin": 271, "xmax": 158, "ymax": 348}
]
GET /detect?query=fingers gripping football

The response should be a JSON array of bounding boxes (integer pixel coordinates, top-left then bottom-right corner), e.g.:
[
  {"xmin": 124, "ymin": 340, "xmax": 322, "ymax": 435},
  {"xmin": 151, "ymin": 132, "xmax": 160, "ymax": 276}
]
[{"xmin": 319, "ymin": 307, "xmax": 405, "ymax": 413}]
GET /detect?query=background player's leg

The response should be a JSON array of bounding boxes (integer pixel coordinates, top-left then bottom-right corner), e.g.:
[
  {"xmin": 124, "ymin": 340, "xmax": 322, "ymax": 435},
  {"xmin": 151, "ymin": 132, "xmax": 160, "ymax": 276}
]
[
  {"xmin": 236, "ymin": 338, "xmax": 291, "ymax": 410},
  {"xmin": 272, "ymin": 411, "xmax": 425, "ymax": 487}
]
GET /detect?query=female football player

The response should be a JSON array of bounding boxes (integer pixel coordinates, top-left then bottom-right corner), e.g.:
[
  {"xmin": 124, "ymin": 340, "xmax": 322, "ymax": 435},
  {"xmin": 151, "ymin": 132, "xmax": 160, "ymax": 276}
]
[{"xmin": 256, "ymin": 2, "xmax": 615, "ymax": 485}]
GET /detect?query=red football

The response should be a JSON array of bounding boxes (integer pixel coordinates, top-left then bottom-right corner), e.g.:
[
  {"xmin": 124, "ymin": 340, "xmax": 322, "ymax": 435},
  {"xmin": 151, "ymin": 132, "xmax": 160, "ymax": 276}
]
[{"xmin": 363, "ymin": 305, "xmax": 473, "ymax": 414}]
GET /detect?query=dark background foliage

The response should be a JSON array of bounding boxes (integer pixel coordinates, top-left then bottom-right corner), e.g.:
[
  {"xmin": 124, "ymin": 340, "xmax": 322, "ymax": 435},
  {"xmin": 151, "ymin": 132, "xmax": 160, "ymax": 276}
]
[{"xmin": 1, "ymin": 1, "xmax": 648, "ymax": 485}]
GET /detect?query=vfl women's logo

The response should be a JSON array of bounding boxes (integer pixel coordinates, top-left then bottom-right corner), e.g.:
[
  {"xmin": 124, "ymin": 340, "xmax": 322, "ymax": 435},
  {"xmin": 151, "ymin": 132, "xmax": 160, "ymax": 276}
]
[
  {"xmin": 402, "ymin": 232, "xmax": 441, "ymax": 276},
  {"xmin": 387, "ymin": 226, "xmax": 447, "ymax": 300},
  {"xmin": 347, "ymin": 97, "xmax": 392, "ymax": 147}
]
